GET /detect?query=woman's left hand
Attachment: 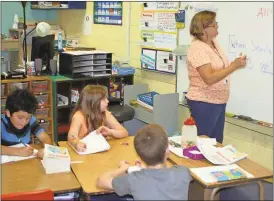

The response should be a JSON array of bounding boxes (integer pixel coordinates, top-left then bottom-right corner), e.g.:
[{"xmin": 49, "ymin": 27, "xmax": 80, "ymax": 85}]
[{"xmin": 96, "ymin": 126, "xmax": 113, "ymax": 137}]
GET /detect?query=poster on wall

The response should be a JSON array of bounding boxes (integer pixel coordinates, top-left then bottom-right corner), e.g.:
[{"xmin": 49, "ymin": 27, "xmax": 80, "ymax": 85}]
[
  {"xmin": 141, "ymin": 49, "xmax": 156, "ymax": 70},
  {"xmin": 143, "ymin": 2, "xmax": 179, "ymax": 11},
  {"xmin": 139, "ymin": 2, "xmax": 178, "ymax": 51},
  {"xmin": 140, "ymin": 12, "xmax": 176, "ymax": 32},
  {"xmin": 93, "ymin": 1, "xmax": 123, "ymax": 25},
  {"xmin": 156, "ymin": 51, "xmax": 176, "ymax": 74}
]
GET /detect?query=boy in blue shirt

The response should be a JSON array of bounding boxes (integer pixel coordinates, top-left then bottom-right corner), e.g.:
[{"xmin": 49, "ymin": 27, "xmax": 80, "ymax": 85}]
[
  {"xmin": 97, "ymin": 124, "xmax": 192, "ymax": 200},
  {"xmin": 1, "ymin": 88, "xmax": 52, "ymax": 158}
]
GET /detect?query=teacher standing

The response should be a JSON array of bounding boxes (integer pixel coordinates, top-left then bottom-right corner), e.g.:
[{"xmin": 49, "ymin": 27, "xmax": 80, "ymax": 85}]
[{"xmin": 186, "ymin": 10, "xmax": 247, "ymax": 143}]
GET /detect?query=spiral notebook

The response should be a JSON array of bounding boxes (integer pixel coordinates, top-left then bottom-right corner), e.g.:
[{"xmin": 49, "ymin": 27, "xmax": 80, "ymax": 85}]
[{"xmin": 68, "ymin": 131, "xmax": 110, "ymax": 155}]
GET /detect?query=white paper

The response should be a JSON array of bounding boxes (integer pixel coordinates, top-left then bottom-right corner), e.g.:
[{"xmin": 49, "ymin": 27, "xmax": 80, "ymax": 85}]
[
  {"xmin": 69, "ymin": 131, "xmax": 110, "ymax": 155},
  {"xmin": 127, "ymin": 166, "xmax": 142, "ymax": 173},
  {"xmin": 168, "ymin": 136, "xmax": 188, "ymax": 158},
  {"xmin": 154, "ymin": 32, "xmax": 177, "ymax": 50},
  {"xmin": 198, "ymin": 144, "xmax": 248, "ymax": 165},
  {"xmin": 156, "ymin": 50, "xmax": 176, "ymax": 73},
  {"xmin": 1, "ymin": 143, "xmax": 38, "ymax": 164},
  {"xmin": 190, "ymin": 164, "xmax": 254, "ymax": 184},
  {"xmin": 83, "ymin": 15, "xmax": 92, "ymax": 35},
  {"xmin": 157, "ymin": 12, "xmax": 176, "ymax": 32},
  {"xmin": 144, "ymin": 2, "xmax": 179, "ymax": 11},
  {"xmin": 197, "ymin": 138, "xmax": 217, "ymax": 146}
]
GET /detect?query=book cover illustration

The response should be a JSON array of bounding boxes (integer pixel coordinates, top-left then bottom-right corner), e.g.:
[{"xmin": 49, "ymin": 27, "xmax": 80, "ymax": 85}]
[
  {"xmin": 137, "ymin": 91, "xmax": 159, "ymax": 107},
  {"xmin": 46, "ymin": 145, "xmax": 69, "ymax": 158},
  {"xmin": 211, "ymin": 168, "xmax": 247, "ymax": 182}
]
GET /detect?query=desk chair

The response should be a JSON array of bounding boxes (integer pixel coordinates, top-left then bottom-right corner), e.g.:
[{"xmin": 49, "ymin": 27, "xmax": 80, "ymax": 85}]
[
  {"xmin": 2, "ymin": 189, "xmax": 54, "ymax": 200},
  {"xmin": 108, "ymin": 104, "xmax": 135, "ymax": 124}
]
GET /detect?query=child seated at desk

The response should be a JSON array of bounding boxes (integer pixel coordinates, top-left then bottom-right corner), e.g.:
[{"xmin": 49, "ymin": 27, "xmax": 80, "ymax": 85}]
[
  {"xmin": 1, "ymin": 89, "xmax": 52, "ymax": 158},
  {"xmin": 96, "ymin": 124, "xmax": 192, "ymax": 200},
  {"xmin": 68, "ymin": 85, "xmax": 128, "ymax": 152}
]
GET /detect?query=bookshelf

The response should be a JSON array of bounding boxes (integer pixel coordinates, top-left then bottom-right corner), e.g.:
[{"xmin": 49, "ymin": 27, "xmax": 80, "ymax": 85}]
[{"xmin": 1, "ymin": 76, "xmax": 54, "ymax": 141}]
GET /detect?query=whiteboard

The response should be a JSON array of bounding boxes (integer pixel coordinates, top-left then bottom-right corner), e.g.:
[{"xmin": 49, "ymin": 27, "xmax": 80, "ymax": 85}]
[{"xmin": 176, "ymin": 2, "xmax": 273, "ymax": 123}]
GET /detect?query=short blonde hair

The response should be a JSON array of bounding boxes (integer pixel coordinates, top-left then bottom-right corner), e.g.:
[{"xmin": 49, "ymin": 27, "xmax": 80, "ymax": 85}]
[{"xmin": 190, "ymin": 10, "xmax": 216, "ymax": 40}]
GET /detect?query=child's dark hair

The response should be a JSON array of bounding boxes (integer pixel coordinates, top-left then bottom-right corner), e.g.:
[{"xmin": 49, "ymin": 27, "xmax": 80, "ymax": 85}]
[
  {"xmin": 5, "ymin": 88, "xmax": 38, "ymax": 115},
  {"xmin": 134, "ymin": 124, "xmax": 168, "ymax": 166}
]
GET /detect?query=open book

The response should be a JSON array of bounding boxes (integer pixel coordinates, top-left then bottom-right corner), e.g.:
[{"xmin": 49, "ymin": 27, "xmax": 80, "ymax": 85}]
[
  {"xmin": 190, "ymin": 164, "xmax": 254, "ymax": 184},
  {"xmin": 198, "ymin": 144, "xmax": 247, "ymax": 165},
  {"xmin": 69, "ymin": 130, "xmax": 110, "ymax": 155},
  {"xmin": 1, "ymin": 143, "xmax": 38, "ymax": 164}
]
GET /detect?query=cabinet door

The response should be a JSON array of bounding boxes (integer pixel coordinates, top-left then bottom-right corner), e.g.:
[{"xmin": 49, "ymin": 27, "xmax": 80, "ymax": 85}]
[{"xmin": 68, "ymin": 1, "xmax": 86, "ymax": 9}]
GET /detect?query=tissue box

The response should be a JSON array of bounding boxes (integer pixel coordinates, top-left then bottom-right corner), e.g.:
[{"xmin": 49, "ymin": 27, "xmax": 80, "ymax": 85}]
[
  {"xmin": 183, "ymin": 146, "xmax": 205, "ymax": 160},
  {"xmin": 42, "ymin": 144, "xmax": 71, "ymax": 174}
]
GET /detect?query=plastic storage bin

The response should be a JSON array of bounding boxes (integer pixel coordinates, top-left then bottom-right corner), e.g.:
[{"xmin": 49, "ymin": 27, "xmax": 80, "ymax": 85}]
[
  {"xmin": 35, "ymin": 94, "xmax": 49, "ymax": 106},
  {"xmin": 35, "ymin": 107, "xmax": 49, "ymax": 117},
  {"xmin": 32, "ymin": 81, "xmax": 49, "ymax": 93},
  {"xmin": 10, "ymin": 82, "xmax": 29, "ymax": 92}
]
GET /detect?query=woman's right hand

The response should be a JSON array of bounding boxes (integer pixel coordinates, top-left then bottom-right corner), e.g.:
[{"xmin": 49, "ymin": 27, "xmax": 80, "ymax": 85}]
[
  {"xmin": 16, "ymin": 146, "xmax": 34, "ymax": 157},
  {"xmin": 75, "ymin": 141, "xmax": 87, "ymax": 152},
  {"xmin": 232, "ymin": 54, "xmax": 247, "ymax": 69}
]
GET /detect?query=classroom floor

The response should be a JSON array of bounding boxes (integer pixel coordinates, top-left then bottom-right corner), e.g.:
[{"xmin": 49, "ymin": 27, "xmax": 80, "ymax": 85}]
[{"xmin": 220, "ymin": 181, "xmax": 273, "ymax": 200}]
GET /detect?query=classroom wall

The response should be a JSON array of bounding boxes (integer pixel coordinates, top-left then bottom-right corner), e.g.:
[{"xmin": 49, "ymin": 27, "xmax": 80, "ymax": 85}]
[
  {"xmin": 57, "ymin": 2, "xmax": 128, "ymax": 61},
  {"xmin": 56, "ymin": 2, "xmax": 273, "ymax": 171},
  {"xmin": 1, "ymin": 2, "xmax": 57, "ymax": 36}
]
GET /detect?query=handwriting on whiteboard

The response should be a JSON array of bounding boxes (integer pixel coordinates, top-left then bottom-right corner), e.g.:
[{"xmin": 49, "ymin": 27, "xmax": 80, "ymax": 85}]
[
  {"xmin": 228, "ymin": 35, "xmax": 246, "ymax": 53},
  {"xmin": 261, "ymin": 60, "xmax": 273, "ymax": 75},
  {"xmin": 257, "ymin": 7, "xmax": 273, "ymax": 18},
  {"xmin": 251, "ymin": 41, "xmax": 273, "ymax": 55}
]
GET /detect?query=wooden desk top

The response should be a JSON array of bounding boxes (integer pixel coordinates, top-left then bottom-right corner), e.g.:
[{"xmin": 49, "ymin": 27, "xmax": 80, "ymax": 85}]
[
  {"xmin": 168, "ymin": 136, "xmax": 273, "ymax": 188},
  {"xmin": 2, "ymin": 158, "xmax": 81, "ymax": 194},
  {"xmin": 59, "ymin": 136, "xmax": 174, "ymax": 195}
]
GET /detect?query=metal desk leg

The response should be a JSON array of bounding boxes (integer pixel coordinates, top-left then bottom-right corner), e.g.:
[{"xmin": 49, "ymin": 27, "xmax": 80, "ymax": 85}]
[
  {"xmin": 257, "ymin": 181, "xmax": 264, "ymax": 200},
  {"xmin": 204, "ymin": 188, "xmax": 220, "ymax": 200}
]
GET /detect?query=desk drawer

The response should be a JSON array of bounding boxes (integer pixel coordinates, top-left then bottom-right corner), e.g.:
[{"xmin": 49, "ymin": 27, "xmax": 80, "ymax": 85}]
[
  {"xmin": 32, "ymin": 81, "xmax": 49, "ymax": 92},
  {"xmin": 35, "ymin": 94, "xmax": 49, "ymax": 106}
]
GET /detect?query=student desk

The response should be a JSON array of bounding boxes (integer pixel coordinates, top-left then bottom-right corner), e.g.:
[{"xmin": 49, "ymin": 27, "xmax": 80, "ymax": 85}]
[
  {"xmin": 168, "ymin": 136, "xmax": 273, "ymax": 200},
  {"xmin": 2, "ymin": 158, "xmax": 81, "ymax": 195},
  {"xmin": 59, "ymin": 136, "xmax": 174, "ymax": 198},
  {"xmin": 2, "ymin": 143, "xmax": 81, "ymax": 195}
]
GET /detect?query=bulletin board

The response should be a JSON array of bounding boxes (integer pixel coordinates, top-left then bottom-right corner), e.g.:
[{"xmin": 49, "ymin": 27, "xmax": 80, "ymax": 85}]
[
  {"xmin": 141, "ymin": 48, "xmax": 176, "ymax": 74},
  {"xmin": 139, "ymin": 2, "xmax": 180, "ymax": 74}
]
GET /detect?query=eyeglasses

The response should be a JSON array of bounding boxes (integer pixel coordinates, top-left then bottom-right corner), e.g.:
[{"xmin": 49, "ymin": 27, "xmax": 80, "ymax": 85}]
[{"xmin": 207, "ymin": 22, "xmax": 218, "ymax": 28}]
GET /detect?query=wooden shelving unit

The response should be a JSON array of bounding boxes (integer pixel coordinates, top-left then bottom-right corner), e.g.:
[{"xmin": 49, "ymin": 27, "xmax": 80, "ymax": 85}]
[
  {"xmin": 1, "ymin": 76, "xmax": 54, "ymax": 141},
  {"xmin": 51, "ymin": 74, "xmax": 134, "ymax": 143}
]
